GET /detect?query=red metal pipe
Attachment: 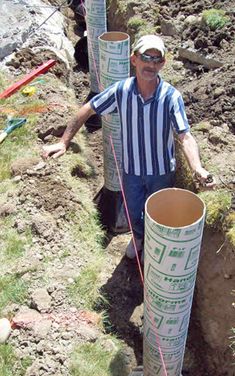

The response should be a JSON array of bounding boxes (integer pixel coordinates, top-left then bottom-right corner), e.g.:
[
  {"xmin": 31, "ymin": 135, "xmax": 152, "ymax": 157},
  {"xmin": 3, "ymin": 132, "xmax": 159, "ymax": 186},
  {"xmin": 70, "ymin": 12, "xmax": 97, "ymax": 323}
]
[{"xmin": 0, "ymin": 59, "xmax": 56, "ymax": 99}]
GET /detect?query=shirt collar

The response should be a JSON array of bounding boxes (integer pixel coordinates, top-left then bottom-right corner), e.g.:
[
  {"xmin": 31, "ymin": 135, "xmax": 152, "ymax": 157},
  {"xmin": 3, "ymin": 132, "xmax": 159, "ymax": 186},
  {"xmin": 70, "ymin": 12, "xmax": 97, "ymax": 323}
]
[{"xmin": 133, "ymin": 75, "xmax": 163, "ymax": 103}]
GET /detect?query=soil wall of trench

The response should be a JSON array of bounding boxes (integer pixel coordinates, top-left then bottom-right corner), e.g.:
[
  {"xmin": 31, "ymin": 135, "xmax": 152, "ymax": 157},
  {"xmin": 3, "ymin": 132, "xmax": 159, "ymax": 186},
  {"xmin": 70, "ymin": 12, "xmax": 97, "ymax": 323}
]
[{"xmin": 63, "ymin": 1, "xmax": 235, "ymax": 375}]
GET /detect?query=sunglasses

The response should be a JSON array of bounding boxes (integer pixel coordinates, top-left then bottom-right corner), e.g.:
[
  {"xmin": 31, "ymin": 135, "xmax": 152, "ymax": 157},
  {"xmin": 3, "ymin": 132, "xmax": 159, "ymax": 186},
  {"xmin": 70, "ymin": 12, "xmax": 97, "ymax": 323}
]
[{"xmin": 139, "ymin": 53, "xmax": 164, "ymax": 63}]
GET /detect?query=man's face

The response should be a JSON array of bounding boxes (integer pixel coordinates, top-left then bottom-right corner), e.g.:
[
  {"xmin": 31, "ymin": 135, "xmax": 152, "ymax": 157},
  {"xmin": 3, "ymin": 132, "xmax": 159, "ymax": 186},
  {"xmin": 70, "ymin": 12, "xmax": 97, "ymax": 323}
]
[{"xmin": 131, "ymin": 48, "xmax": 165, "ymax": 82}]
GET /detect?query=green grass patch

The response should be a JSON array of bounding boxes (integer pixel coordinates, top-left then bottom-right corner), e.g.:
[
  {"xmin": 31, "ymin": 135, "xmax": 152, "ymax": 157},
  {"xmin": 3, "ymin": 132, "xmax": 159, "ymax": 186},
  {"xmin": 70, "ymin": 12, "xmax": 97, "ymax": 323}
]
[
  {"xmin": 198, "ymin": 190, "xmax": 232, "ymax": 229},
  {"xmin": 62, "ymin": 151, "xmax": 106, "ymax": 310},
  {"xmin": 0, "ymin": 116, "xmax": 39, "ymax": 181},
  {"xmin": 68, "ymin": 257, "xmax": 104, "ymax": 310},
  {"xmin": 0, "ymin": 344, "xmax": 32, "ymax": 376},
  {"xmin": 127, "ymin": 16, "xmax": 148, "ymax": 32},
  {"xmin": 0, "ymin": 219, "xmax": 32, "ymax": 261},
  {"xmin": 0, "ymin": 274, "xmax": 28, "ymax": 316},
  {"xmin": 226, "ymin": 216, "xmax": 235, "ymax": 246},
  {"xmin": 202, "ymin": 9, "xmax": 230, "ymax": 30},
  {"xmin": 70, "ymin": 337, "xmax": 129, "ymax": 376}
]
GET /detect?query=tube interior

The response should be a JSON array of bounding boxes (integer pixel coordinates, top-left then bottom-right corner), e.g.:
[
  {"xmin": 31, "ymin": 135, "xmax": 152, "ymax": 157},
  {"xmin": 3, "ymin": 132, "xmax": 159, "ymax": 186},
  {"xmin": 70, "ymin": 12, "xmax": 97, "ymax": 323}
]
[
  {"xmin": 146, "ymin": 188, "xmax": 205, "ymax": 227},
  {"xmin": 99, "ymin": 32, "xmax": 129, "ymax": 42}
]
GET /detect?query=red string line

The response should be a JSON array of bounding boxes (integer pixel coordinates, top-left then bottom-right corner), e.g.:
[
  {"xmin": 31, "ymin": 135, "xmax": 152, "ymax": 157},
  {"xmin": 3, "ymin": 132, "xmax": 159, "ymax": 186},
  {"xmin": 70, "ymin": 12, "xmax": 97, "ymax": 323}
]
[{"xmin": 109, "ymin": 134, "xmax": 168, "ymax": 376}]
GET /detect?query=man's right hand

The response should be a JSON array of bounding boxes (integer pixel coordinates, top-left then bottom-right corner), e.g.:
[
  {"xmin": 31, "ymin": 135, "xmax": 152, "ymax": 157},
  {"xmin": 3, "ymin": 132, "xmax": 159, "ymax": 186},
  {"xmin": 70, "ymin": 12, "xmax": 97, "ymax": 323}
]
[{"xmin": 42, "ymin": 141, "xmax": 67, "ymax": 159}]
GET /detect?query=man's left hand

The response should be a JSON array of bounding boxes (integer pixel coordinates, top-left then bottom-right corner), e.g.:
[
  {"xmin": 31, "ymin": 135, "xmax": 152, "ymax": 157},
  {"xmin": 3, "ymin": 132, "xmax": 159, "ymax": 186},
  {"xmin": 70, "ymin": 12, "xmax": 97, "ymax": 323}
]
[{"xmin": 194, "ymin": 168, "xmax": 216, "ymax": 189}]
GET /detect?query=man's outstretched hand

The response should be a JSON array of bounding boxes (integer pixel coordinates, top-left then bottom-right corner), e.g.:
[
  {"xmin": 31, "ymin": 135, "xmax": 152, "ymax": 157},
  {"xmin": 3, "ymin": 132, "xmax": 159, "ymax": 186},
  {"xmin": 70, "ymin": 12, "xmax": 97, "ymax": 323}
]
[
  {"xmin": 194, "ymin": 167, "xmax": 216, "ymax": 189},
  {"xmin": 42, "ymin": 142, "xmax": 67, "ymax": 159}
]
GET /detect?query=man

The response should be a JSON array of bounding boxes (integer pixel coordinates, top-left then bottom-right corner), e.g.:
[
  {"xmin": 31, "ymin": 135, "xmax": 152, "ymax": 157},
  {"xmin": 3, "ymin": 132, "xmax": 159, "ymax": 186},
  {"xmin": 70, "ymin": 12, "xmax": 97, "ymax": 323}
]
[{"xmin": 42, "ymin": 35, "xmax": 215, "ymax": 260}]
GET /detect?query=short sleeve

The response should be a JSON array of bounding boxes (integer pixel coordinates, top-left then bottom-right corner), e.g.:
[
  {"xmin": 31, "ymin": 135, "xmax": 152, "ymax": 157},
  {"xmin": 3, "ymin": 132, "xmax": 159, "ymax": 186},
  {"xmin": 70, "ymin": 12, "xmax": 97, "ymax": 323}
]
[{"xmin": 170, "ymin": 91, "xmax": 190, "ymax": 134}]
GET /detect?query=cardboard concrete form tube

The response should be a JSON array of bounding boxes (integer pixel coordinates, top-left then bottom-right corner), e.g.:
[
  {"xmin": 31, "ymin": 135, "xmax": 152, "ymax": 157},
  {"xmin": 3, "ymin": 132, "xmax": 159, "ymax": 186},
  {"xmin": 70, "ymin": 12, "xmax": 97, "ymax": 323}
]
[
  {"xmin": 98, "ymin": 31, "xmax": 130, "ymax": 191},
  {"xmin": 86, "ymin": 0, "xmax": 107, "ymax": 93},
  {"xmin": 144, "ymin": 188, "xmax": 206, "ymax": 376}
]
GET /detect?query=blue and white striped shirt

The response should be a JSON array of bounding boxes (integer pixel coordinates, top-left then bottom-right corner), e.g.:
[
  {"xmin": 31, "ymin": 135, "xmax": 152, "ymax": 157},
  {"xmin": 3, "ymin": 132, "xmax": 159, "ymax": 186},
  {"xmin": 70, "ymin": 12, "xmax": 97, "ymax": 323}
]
[{"xmin": 90, "ymin": 76, "xmax": 189, "ymax": 176}]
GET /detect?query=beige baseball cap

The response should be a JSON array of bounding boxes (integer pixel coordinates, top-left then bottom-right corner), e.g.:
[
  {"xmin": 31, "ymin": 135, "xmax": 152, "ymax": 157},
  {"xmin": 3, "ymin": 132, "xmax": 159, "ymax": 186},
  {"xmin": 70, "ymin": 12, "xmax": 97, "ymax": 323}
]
[{"xmin": 132, "ymin": 35, "xmax": 166, "ymax": 56}]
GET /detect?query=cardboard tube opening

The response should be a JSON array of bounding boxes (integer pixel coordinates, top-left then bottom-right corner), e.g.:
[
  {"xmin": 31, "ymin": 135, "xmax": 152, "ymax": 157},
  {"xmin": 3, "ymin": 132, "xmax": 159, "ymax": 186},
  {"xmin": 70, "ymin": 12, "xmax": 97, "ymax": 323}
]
[
  {"xmin": 146, "ymin": 188, "xmax": 205, "ymax": 228},
  {"xmin": 99, "ymin": 32, "xmax": 129, "ymax": 42}
]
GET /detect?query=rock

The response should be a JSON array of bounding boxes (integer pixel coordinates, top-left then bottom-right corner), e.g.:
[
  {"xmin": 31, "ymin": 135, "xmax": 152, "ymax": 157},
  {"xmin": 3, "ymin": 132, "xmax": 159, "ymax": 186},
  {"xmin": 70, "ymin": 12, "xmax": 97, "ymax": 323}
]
[
  {"xmin": 130, "ymin": 303, "xmax": 143, "ymax": 328},
  {"xmin": 13, "ymin": 307, "xmax": 42, "ymax": 328},
  {"xmin": 184, "ymin": 15, "xmax": 201, "ymax": 26},
  {"xmin": 31, "ymin": 212, "xmax": 56, "ymax": 239},
  {"xmin": 172, "ymin": 61, "xmax": 184, "ymax": 71},
  {"xmin": 31, "ymin": 288, "xmax": 52, "ymax": 312},
  {"xmin": 0, "ymin": 318, "xmax": 12, "ymax": 343},
  {"xmin": 0, "ymin": 202, "xmax": 16, "ymax": 217},
  {"xmin": 161, "ymin": 19, "xmax": 178, "ymax": 36},
  {"xmin": 208, "ymin": 126, "xmax": 228, "ymax": 145},
  {"xmin": 77, "ymin": 323, "xmax": 99, "ymax": 342},
  {"xmin": 14, "ymin": 219, "xmax": 27, "ymax": 233},
  {"xmin": 34, "ymin": 318, "xmax": 52, "ymax": 338},
  {"xmin": 11, "ymin": 157, "xmax": 40, "ymax": 176},
  {"xmin": 178, "ymin": 47, "xmax": 223, "ymax": 69},
  {"xmin": 214, "ymin": 87, "xmax": 225, "ymax": 98}
]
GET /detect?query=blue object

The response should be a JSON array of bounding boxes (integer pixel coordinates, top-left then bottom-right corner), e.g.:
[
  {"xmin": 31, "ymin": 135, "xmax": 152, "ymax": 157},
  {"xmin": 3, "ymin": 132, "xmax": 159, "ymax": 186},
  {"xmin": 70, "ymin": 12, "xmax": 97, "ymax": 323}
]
[{"xmin": 4, "ymin": 118, "xmax": 27, "ymax": 135}]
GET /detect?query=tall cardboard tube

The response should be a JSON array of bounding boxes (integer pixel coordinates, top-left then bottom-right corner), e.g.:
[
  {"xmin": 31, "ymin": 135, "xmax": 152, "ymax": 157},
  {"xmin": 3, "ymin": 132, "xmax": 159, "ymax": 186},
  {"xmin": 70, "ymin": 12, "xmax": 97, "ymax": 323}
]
[
  {"xmin": 86, "ymin": 0, "xmax": 107, "ymax": 93},
  {"xmin": 144, "ymin": 188, "xmax": 206, "ymax": 376},
  {"xmin": 98, "ymin": 31, "xmax": 130, "ymax": 191}
]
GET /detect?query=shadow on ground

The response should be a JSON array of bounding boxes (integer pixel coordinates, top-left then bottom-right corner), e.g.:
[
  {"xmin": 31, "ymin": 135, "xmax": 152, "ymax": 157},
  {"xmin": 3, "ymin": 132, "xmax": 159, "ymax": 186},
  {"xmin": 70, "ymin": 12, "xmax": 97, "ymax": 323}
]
[{"xmin": 100, "ymin": 254, "xmax": 144, "ymax": 364}]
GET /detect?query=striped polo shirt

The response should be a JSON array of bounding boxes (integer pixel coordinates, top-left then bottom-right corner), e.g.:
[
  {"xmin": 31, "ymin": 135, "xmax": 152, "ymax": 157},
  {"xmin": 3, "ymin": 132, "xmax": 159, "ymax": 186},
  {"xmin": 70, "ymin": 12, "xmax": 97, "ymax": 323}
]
[{"xmin": 90, "ymin": 76, "xmax": 189, "ymax": 176}]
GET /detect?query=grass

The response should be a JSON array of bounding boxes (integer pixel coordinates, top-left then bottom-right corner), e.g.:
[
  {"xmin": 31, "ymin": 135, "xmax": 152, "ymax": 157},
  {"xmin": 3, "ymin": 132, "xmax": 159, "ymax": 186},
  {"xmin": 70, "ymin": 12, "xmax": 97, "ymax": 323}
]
[
  {"xmin": 127, "ymin": 16, "xmax": 148, "ymax": 33},
  {"xmin": 226, "ymin": 214, "xmax": 235, "ymax": 246},
  {"xmin": 202, "ymin": 9, "xmax": 230, "ymax": 30},
  {"xmin": 70, "ymin": 337, "xmax": 129, "ymax": 376},
  {"xmin": 198, "ymin": 190, "xmax": 232, "ymax": 229},
  {"xmin": 0, "ymin": 71, "xmax": 48, "ymax": 181},
  {"xmin": 0, "ymin": 344, "xmax": 32, "ymax": 376},
  {"xmin": 66, "ymin": 204, "xmax": 106, "ymax": 310},
  {"xmin": 0, "ymin": 274, "xmax": 28, "ymax": 316},
  {"xmin": 0, "ymin": 115, "xmax": 39, "ymax": 181},
  {"xmin": 0, "ymin": 216, "xmax": 32, "ymax": 261},
  {"xmin": 68, "ymin": 258, "xmax": 104, "ymax": 310},
  {"xmin": 230, "ymin": 328, "xmax": 235, "ymax": 362}
]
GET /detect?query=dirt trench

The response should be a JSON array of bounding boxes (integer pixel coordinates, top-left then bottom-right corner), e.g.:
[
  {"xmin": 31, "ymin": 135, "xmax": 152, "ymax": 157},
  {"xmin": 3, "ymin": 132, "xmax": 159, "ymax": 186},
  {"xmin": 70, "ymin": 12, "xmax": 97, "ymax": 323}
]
[{"xmin": 64, "ymin": 1, "xmax": 235, "ymax": 373}]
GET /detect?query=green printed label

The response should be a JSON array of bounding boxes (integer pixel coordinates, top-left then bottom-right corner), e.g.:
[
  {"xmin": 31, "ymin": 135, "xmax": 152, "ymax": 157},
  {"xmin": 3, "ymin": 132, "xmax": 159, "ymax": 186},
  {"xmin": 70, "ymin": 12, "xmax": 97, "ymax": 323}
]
[
  {"xmin": 169, "ymin": 247, "xmax": 186, "ymax": 258},
  {"xmin": 144, "ymin": 359, "xmax": 182, "ymax": 376},
  {"xmin": 107, "ymin": 59, "xmax": 129, "ymax": 74},
  {"xmin": 145, "ymin": 305, "xmax": 190, "ymax": 336},
  {"xmin": 146, "ymin": 285, "xmax": 193, "ymax": 314},
  {"xmin": 149, "ymin": 221, "xmax": 182, "ymax": 239},
  {"xmin": 145, "ymin": 327, "xmax": 186, "ymax": 349},
  {"xmin": 144, "ymin": 340, "xmax": 184, "ymax": 362},
  {"xmin": 145, "ymin": 230, "xmax": 166, "ymax": 263},
  {"xmin": 146, "ymin": 263, "xmax": 196, "ymax": 294},
  {"xmin": 185, "ymin": 243, "xmax": 201, "ymax": 270},
  {"xmin": 179, "ymin": 312, "xmax": 190, "ymax": 332},
  {"xmin": 99, "ymin": 42, "xmax": 127, "ymax": 55}
]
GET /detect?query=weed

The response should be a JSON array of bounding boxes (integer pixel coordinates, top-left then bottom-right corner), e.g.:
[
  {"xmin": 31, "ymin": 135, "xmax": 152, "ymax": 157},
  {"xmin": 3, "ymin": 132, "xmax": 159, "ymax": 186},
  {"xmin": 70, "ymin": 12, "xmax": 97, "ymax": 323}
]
[
  {"xmin": 198, "ymin": 190, "xmax": 232, "ymax": 229},
  {"xmin": 128, "ymin": 16, "xmax": 148, "ymax": 32},
  {"xmin": 0, "ymin": 116, "xmax": 38, "ymax": 181},
  {"xmin": 229, "ymin": 328, "xmax": 235, "ymax": 361},
  {"xmin": 202, "ymin": 9, "xmax": 230, "ymax": 30},
  {"xmin": 0, "ymin": 344, "xmax": 32, "ymax": 376},
  {"xmin": 68, "ymin": 258, "xmax": 104, "ymax": 310},
  {"xmin": 226, "ymin": 219, "xmax": 235, "ymax": 247},
  {"xmin": 0, "ymin": 217, "xmax": 32, "ymax": 261},
  {"xmin": 0, "ymin": 275, "xmax": 28, "ymax": 316},
  {"xmin": 70, "ymin": 337, "xmax": 129, "ymax": 376}
]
